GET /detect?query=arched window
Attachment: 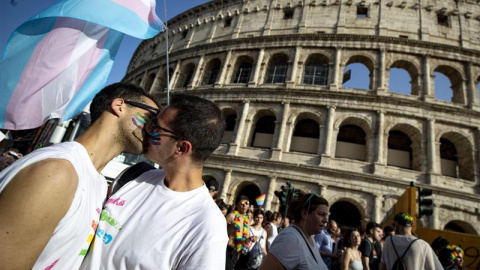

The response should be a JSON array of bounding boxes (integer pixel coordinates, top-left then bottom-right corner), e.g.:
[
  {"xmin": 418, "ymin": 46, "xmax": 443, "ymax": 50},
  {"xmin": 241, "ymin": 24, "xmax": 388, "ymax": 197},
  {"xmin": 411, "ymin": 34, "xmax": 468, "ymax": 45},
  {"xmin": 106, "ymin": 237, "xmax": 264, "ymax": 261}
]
[
  {"xmin": 303, "ymin": 54, "xmax": 329, "ymax": 86},
  {"xmin": 176, "ymin": 63, "xmax": 196, "ymax": 89},
  {"xmin": 388, "ymin": 60, "xmax": 419, "ymax": 95},
  {"xmin": 440, "ymin": 138, "xmax": 458, "ymax": 178},
  {"xmin": 290, "ymin": 119, "xmax": 320, "ymax": 154},
  {"xmin": 387, "ymin": 131, "xmax": 412, "ymax": 169},
  {"xmin": 434, "ymin": 66, "xmax": 464, "ymax": 104},
  {"xmin": 222, "ymin": 112, "xmax": 237, "ymax": 144},
  {"xmin": 342, "ymin": 56, "xmax": 374, "ymax": 90},
  {"xmin": 265, "ymin": 54, "xmax": 289, "ymax": 84},
  {"xmin": 233, "ymin": 62, "xmax": 253, "ymax": 84},
  {"xmin": 202, "ymin": 58, "xmax": 222, "ymax": 85},
  {"xmin": 250, "ymin": 115, "xmax": 276, "ymax": 148},
  {"xmin": 335, "ymin": 124, "xmax": 366, "ymax": 161}
]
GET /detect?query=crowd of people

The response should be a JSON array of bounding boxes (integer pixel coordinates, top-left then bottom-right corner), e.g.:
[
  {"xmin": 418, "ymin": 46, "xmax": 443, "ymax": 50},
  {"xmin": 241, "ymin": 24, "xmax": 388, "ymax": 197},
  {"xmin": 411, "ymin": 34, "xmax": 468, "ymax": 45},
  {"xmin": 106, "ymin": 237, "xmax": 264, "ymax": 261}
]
[{"xmin": 217, "ymin": 192, "xmax": 466, "ymax": 270}]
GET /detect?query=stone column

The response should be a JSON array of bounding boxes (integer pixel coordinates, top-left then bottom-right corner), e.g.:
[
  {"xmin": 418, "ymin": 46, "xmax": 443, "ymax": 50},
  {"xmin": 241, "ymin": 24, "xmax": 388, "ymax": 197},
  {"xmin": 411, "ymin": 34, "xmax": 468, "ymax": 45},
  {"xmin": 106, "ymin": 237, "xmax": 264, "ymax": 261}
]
[
  {"xmin": 329, "ymin": 47, "xmax": 342, "ymax": 90},
  {"xmin": 321, "ymin": 106, "xmax": 336, "ymax": 166},
  {"xmin": 376, "ymin": 49, "xmax": 386, "ymax": 95},
  {"xmin": 374, "ymin": 194, "xmax": 383, "ymax": 223},
  {"xmin": 169, "ymin": 61, "xmax": 182, "ymax": 89},
  {"xmin": 139, "ymin": 71, "xmax": 148, "ymax": 89},
  {"xmin": 217, "ymin": 50, "xmax": 233, "ymax": 86},
  {"xmin": 220, "ymin": 169, "xmax": 232, "ymax": 200},
  {"xmin": 287, "ymin": 47, "xmax": 302, "ymax": 88},
  {"xmin": 229, "ymin": 100, "xmax": 250, "ymax": 155},
  {"xmin": 262, "ymin": 0, "xmax": 277, "ymax": 36},
  {"xmin": 297, "ymin": 2, "xmax": 309, "ymax": 33},
  {"xmin": 272, "ymin": 102, "xmax": 290, "ymax": 160},
  {"xmin": 151, "ymin": 66, "xmax": 165, "ymax": 94},
  {"xmin": 265, "ymin": 176, "xmax": 277, "ymax": 211},
  {"xmin": 422, "ymin": 55, "xmax": 433, "ymax": 101},
  {"xmin": 320, "ymin": 185, "xmax": 327, "ymax": 198},
  {"xmin": 190, "ymin": 55, "xmax": 205, "ymax": 88},
  {"xmin": 374, "ymin": 111, "xmax": 386, "ymax": 174},
  {"xmin": 466, "ymin": 62, "xmax": 480, "ymax": 110},
  {"xmin": 475, "ymin": 128, "xmax": 480, "ymax": 186},
  {"xmin": 250, "ymin": 49, "xmax": 265, "ymax": 87},
  {"xmin": 427, "ymin": 119, "xmax": 438, "ymax": 177}
]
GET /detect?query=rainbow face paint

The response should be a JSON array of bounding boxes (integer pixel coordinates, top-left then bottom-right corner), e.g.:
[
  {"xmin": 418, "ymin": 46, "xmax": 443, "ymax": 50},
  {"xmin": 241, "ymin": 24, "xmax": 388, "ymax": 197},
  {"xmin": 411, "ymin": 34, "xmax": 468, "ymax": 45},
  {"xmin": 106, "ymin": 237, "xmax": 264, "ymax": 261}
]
[{"xmin": 131, "ymin": 112, "xmax": 149, "ymax": 130}]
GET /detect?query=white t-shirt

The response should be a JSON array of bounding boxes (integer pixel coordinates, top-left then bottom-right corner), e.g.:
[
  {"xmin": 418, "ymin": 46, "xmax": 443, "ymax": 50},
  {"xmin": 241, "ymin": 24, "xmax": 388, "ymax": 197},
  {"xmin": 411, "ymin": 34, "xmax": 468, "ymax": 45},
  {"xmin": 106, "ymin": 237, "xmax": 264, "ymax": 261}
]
[
  {"xmin": 381, "ymin": 235, "xmax": 443, "ymax": 270},
  {"xmin": 0, "ymin": 141, "xmax": 107, "ymax": 270},
  {"xmin": 80, "ymin": 169, "xmax": 228, "ymax": 270}
]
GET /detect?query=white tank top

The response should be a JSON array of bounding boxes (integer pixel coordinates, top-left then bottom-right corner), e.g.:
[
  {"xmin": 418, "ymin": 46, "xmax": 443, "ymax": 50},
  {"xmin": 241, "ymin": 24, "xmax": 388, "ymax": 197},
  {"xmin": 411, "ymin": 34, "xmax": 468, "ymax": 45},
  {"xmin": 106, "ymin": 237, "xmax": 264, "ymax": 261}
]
[
  {"xmin": 267, "ymin": 222, "xmax": 278, "ymax": 249},
  {"xmin": 0, "ymin": 141, "xmax": 107, "ymax": 270}
]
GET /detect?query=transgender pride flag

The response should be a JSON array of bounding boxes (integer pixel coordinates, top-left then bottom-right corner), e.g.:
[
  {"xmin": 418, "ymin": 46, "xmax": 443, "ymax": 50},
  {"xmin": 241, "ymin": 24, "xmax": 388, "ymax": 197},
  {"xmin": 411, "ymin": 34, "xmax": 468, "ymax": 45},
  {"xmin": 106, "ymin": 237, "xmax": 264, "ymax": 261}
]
[{"xmin": 0, "ymin": 0, "xmax": 163, "ymax": 130}]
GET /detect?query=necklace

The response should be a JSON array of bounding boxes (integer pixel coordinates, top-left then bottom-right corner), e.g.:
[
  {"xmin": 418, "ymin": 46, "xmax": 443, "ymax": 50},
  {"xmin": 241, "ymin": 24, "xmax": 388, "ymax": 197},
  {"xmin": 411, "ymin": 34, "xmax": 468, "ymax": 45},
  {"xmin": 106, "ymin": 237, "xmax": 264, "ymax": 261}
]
[{"xmin": 234, "ymin": 211, "xmax": 249, "ymax": 251}]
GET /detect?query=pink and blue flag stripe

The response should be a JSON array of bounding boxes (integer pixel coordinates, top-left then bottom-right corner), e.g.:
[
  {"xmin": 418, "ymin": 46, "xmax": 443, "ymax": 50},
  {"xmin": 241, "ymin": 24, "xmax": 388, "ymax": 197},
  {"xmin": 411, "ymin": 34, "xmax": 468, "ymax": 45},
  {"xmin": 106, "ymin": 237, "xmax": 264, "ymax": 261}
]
[{"xmin": 0, "ymin": 0, "xmax": 163, "ymax": 130}]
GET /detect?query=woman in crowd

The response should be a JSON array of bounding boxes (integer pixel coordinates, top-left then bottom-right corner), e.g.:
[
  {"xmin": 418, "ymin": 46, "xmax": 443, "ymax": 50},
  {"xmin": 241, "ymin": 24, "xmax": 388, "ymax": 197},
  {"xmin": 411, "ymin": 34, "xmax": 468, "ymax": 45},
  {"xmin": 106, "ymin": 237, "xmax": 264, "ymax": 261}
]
[
  {"xmin": 265, "ymin": 211, "xmax": 281, "ymax": 251},
  {"xmin": 340, "ymin": 228, "xmax": 363, "ymax": 270},
  {"xmin": 259, "ymin": 193, "xmax": 329, "ymax": 270}
]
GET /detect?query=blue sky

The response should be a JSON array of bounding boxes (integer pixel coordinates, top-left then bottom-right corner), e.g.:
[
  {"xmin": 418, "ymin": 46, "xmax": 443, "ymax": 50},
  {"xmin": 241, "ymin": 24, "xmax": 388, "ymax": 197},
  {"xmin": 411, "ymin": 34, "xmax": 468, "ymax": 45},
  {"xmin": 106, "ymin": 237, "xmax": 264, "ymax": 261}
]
[{"xmin": 0, "ymin": 0, "xmax": 211, "ymax": 85}]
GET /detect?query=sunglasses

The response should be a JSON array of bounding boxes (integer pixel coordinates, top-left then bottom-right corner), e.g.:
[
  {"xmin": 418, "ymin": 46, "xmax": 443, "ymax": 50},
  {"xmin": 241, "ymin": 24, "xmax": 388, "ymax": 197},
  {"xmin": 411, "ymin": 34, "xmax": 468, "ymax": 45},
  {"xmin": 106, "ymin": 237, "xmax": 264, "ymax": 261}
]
[
  {"xmin": 144, "ymin": 119, "xmax": 186, "ymax": 142},
  {"xmin": 124, "ymin": 100, "xmax": 160, "ymax": 115}
]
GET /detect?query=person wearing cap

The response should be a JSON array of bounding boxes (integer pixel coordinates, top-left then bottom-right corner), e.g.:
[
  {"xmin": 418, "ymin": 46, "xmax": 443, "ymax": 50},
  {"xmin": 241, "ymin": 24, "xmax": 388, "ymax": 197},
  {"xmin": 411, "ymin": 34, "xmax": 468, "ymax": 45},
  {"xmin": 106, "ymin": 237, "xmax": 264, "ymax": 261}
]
[
  {"xmin": 438, "ymin": 245, "xmax": 464, "ymax": 270},
  {"xmin": 380, "ymin": 212, "xmax": 442, "ymax": 270}
]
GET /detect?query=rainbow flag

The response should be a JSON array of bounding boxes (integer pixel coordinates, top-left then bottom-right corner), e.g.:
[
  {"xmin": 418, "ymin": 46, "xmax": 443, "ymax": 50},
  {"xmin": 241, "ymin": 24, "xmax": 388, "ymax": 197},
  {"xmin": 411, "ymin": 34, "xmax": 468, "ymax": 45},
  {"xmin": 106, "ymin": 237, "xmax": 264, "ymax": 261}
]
[
  {"xmin": 0, "ymin": 0, "xmax": 163, "ymax": 130},
  {"xmin": 256, "ymin": 194, "xmax": 266, "ymax": 206}
]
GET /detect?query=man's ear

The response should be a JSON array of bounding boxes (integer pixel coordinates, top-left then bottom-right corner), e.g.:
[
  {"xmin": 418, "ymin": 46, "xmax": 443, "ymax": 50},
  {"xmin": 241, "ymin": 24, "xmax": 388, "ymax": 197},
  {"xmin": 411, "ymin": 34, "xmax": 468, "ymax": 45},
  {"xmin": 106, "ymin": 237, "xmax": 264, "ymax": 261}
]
[
  {"xmin": 176, "ymin": 140, "xmax": 192, "ymax": 155},
  {"xmin": 110, "ymin": 98, "xmax": 125, "ymax": 117}
]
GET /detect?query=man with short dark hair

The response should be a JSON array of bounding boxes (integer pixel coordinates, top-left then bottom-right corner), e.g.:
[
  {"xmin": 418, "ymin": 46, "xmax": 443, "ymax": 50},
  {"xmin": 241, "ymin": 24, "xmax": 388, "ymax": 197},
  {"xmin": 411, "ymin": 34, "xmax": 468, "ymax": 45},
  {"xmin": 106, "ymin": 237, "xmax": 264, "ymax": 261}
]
[
  {"xmin": 360, "ymin": 221, "xmax": 383, "ymax": 270},
  {"xmin": 380, "ymin": 212, "xmax": 442, "ymax": 270},
  {"xmin": 206, "ymin": 178, "xmax": 219, "ymax": 199},
  {"xmin": 81, "ymin": 93, "xmax": 228, "ymax": 269},
  {"xmin": 0, "ymin": 83, "xmax": 158, "ymax": 270},
  {"xmin": 0, "ymin": 148, "xmax": 23, "ymax": 172}
]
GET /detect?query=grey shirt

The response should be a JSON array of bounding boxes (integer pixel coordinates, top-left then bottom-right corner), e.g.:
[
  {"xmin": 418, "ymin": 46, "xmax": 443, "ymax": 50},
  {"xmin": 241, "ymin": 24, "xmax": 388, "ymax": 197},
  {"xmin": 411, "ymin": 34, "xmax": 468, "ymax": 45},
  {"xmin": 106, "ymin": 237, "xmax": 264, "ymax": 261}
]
[{"xmin": 270, "ymin": 225, "xmax": 328, "ymax": 270}]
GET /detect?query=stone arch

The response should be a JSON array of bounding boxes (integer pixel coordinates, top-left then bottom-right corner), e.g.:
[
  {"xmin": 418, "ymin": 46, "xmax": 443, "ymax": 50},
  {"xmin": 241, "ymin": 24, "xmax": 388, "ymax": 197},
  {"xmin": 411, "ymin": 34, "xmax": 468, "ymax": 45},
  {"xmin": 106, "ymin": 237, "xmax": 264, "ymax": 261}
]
[
  {"xmin": 202, "ymin": 58, "xmax": 222, "ymax": 85},
  {"xmin": 334, "ymin": 117, "xmax": 372, "ymax": 162},
  {"xmin": 342, "ymin": 54, "xmax": 375, "ymax": 90},
  {"xmin": 222, "ymin": 107, "xmax": 238, "ymax": 144},
  {"xmin": 388, "ymin": 60, "xmax": 420, "ymax": 96},
  {"xmin": 437, "ymin": 131, "xmax": 474, "ymax": 181},
  {"xmin": 231, "ymin": 55, "xmax": 255, "ymax": 84},
  {"xmin": 290, "ymin": 113, "xmax": 321, "ymax": 154},
  {"xmin": 385, "ymin": 123, "xmax": 423, "ymax": 171},
  {"xmin": 433, "ymin": 65, "xmax": 465, "ymax": 104},
  {"xmin": 249, "ymin": 109, "xmax": 277, "ymax": 148},
  {"xmin": 175, "ymin": 62, "xmax": 196, "ymax": 89},
  {"xmin": 302, "ymin": 53, "xmax": 330, "ymax": 86},
  {"xmin": 265, "ymin": 53, "xmax": 290, "ymax": 84},
  {"xmin": 444, "ymin": 220, "xmax": 478, "ymax": 235},
  {"xmin": 234, "ymin": 181, "xmax": 262, "ymax": 207},
  {"xmin": 329, "ymin": 199, "xmax": 364, "ymax": 228}
]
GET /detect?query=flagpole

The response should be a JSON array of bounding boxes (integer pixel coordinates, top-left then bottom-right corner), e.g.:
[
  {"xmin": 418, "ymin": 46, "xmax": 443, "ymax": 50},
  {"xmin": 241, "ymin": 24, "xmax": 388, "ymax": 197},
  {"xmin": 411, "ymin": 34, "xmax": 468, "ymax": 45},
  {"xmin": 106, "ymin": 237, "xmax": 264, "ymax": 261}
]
[{"xmin": 164, "ymin": 0, "xmax": 170, "ymax": 105}]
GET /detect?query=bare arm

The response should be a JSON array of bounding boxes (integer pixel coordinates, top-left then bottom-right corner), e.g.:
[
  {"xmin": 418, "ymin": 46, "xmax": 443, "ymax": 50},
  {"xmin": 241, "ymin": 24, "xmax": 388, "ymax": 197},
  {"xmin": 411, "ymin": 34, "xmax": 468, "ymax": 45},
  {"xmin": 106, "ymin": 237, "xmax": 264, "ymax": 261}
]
[
  {"xmin": 265, "ymin": 223, "xmax": 273, "ymax": 252},
  {"xmin": 258, "ymin": 253, "xmax": 286, "ymax": 270},
  {"xmin": 340, "ymin": 249, "xmax": 351, "ymax": 270},
  {"xmin": 362, "ymin": 256, "xmax": 371, "ymax": 270},
  {"xmin": 0, "ymin": 159, "xmax": 77, "ymax": 269}
]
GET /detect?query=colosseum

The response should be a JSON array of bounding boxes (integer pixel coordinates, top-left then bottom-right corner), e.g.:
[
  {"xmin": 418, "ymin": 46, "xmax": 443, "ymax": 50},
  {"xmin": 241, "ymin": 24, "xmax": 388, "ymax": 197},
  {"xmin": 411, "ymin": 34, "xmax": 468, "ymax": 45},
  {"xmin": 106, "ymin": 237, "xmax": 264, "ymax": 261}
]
[{"xmin": 123, "ymin": 0, "xmax": 479, "ymax": 233}]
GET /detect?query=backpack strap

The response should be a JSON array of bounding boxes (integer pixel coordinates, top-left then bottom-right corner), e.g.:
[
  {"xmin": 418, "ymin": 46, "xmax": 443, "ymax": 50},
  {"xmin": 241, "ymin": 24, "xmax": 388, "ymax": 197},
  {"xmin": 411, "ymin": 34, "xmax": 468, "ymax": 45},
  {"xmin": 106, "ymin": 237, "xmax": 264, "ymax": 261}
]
[
  {"xmin": 390, "ymin": 236, "xmax": 419, "ymax": 262},
  {"xmin": 110, "ymin": 161, "xmax": 156, "ymax": 195}
]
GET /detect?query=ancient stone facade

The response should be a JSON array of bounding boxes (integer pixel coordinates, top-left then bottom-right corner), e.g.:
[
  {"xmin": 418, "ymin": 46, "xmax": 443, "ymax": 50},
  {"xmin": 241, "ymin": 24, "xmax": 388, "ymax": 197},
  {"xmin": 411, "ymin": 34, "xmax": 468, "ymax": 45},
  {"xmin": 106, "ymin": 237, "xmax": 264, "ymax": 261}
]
[{"xmin": 125, "ymin": 0, "xmax": 480, "ymax": 232}]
